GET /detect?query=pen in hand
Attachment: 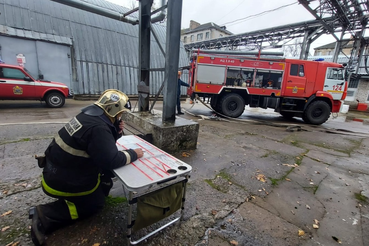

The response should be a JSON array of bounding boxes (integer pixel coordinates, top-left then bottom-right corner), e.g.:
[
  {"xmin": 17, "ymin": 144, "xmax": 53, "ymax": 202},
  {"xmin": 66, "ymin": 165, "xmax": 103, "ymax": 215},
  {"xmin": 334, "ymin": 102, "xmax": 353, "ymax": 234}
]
[{"xmin": 134, "ymin": 148, "xmax": 144, "ymax": 158}]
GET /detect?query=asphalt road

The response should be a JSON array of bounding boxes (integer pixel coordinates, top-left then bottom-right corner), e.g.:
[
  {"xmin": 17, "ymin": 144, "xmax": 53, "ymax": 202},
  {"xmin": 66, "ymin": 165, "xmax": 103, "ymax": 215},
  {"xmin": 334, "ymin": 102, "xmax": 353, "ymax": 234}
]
[{"xmin": 1, "ymin": 99, "xmax": 369, "ymax": 246}]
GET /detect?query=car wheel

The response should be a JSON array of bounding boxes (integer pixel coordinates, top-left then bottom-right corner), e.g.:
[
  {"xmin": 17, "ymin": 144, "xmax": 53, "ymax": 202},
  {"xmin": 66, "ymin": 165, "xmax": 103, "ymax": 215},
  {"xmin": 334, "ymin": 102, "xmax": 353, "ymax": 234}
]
[
  {"xmin": 45, "ymin": 92, "xmax": 65, "ymax": 108},
  {"xmin": 303, "ymin": 100, "xmax": 330, "ymax": 125},
  {"xmin": 219, "ymin": 93, "xmax": 245, "ymax": 118}
]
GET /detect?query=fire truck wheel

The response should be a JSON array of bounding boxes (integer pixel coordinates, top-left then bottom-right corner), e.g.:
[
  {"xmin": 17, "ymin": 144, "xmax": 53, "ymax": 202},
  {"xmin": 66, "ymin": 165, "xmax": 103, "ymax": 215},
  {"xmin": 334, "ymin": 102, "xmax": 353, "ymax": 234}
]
[
  {"xmin": 210, "ymin": 96, "xmax": 216, "ymax": 109},
  {"xmin": 302, "ymin": 114, "xmax": 311, "ymax": 124},
  {"xmin": 45, "ymin": 92, "xmax": 65, "ymax": 108},
  {"xmin": 220, "ymin": 93, "xmax": 245, "ymax": 118},
  {"xmin": 210, "ymin": 96, "xmax": 223, "ymax": 114},
  {"xmin": 303, "ymin": 100, "xmax": 330, "ymax": 125}
]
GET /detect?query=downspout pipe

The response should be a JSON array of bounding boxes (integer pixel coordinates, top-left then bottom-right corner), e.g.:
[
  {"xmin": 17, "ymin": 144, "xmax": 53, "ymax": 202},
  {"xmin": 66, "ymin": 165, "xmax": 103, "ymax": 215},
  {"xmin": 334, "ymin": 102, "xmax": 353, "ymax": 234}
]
[
  {"xmin": 51, "ymin": 0, "xmax": 138, "ymax": 25},
  {"xmin": 151, "ymin": 0, "xmax": 166, "ymax": 23}
]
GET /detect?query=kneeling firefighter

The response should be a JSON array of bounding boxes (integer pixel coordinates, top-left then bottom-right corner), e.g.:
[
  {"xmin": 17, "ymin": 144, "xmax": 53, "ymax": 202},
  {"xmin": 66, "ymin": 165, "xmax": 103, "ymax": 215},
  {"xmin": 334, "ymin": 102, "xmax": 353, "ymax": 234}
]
[{"xmin": 30, "ymin": 89, "xmax": 144, "ymax": 246}]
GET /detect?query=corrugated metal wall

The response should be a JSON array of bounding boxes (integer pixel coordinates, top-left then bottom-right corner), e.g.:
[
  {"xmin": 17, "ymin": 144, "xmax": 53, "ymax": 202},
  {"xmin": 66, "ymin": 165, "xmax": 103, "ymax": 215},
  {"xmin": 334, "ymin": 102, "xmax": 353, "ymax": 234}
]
[{"xmin": 0, "ymin": 0, "xmax": 189, "ymax": 95}]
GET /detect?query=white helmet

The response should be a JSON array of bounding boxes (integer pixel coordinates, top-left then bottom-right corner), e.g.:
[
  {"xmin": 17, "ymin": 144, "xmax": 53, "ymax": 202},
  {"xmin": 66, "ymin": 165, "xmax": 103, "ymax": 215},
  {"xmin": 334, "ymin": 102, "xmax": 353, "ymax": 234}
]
[{"xmin": 94, "ymin": 89, "xmax": 130, "ymax": 118}]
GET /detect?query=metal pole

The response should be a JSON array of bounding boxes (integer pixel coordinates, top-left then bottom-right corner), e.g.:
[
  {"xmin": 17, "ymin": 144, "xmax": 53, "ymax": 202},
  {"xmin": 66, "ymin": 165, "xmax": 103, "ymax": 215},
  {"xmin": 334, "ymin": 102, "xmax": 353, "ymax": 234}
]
[
  {"xmin": 299, "ymin": 30, "xmax": 309, "ymax": 60},
  {"xmin": 196, "ymin": 49, "xmax": 284, "ymax": 56},
  {"xmin": 138, "ymin": 0, "xmax": 153, "ymax": 112},
  {"xmin": 162, "ymin": 0, "xmax": 183, "ymax": 122},
  {"xmin": 50, "ymin": 0, "xmax": 138, "ymax": 24},
  {"xmin": 332, "ymin": 31, "xmax": 346, "ymax": 63},
  {"xmin": 150, "ymin": 23, "xmax": 166, "ymax": 56},
  {"xmin": 151, "ymin": 0, "xmax": 167, "ymax": 23}
]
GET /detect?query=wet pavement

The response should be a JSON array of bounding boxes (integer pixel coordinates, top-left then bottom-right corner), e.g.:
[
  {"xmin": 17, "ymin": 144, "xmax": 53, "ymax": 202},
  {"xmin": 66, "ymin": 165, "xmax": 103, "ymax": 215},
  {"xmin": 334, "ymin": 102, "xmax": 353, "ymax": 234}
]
[{"xmin": 0, "ymin": 99, "xmax": 369, "ymax": 246}]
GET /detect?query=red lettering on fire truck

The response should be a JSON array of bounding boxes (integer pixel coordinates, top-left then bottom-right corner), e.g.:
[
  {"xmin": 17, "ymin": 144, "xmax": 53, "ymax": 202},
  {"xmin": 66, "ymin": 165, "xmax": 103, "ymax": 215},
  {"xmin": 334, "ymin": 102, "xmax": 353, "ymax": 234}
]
[{"xmin": 219, "ymin": 59, "xmax": 235, "ymax": 63}]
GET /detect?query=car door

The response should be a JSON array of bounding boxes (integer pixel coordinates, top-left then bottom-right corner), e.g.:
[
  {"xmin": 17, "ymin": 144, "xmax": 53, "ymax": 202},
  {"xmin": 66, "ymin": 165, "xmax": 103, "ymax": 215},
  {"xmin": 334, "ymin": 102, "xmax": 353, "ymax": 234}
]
[
  {"xmin": 284, "ymin": 63, "xmax": 307, "ymax": 97},
  {"xmin": 0, "ymin": 67, "xmax": 36, "ymax": 99},
  {"xmin": 323, "ymin": 67, "xmax": 346, "ymax": 100}
]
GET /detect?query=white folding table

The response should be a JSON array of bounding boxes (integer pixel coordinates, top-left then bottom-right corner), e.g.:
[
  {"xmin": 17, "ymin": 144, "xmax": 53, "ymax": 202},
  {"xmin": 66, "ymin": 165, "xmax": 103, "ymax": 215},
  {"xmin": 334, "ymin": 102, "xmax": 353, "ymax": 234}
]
[{"xmin": 113, "ymin": 135, "xmax": 192, "ymax": 245}]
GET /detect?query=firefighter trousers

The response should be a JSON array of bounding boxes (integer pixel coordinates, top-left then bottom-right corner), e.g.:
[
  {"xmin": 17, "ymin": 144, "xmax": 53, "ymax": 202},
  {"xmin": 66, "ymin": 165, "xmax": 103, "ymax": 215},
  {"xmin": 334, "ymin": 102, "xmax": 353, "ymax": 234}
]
[
  {"xmin": 38, "ymin": 180, "xmax": 112, "ymax": 234},
  {"xmin": 176, "ymin": 96, "xmax": 182, "ymax": 113}
]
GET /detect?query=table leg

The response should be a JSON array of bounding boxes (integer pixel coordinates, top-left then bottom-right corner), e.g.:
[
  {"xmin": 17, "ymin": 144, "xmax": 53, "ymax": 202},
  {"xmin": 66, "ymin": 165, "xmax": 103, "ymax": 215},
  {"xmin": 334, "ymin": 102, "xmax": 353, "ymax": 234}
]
[
  {"xmin": 127, "ymin": 191, "xmax": 133, "ymax": 245},
  {"xmin": 181, "ymin": 175, "xmax": 189, "ymax": 220}
]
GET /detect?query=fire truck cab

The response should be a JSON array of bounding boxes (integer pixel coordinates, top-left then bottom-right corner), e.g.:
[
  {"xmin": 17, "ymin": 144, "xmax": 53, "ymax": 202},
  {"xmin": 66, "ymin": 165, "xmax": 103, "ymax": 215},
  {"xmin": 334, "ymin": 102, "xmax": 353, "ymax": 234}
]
[{"xmin": 188, "ymin": 50, "xmax": 348, "ymax": 125}]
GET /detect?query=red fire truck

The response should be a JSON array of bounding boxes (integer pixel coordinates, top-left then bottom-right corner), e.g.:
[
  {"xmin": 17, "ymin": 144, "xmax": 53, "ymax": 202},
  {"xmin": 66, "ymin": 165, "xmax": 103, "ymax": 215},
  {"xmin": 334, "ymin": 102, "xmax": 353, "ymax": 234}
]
[{"xmin": 187, "ymin": 50, "xmax": 348, "ymax": 125}]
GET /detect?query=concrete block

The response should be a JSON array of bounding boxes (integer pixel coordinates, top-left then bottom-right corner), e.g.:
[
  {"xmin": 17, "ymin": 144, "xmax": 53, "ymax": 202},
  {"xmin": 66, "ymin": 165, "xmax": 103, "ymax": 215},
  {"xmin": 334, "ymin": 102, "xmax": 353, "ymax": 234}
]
[
  {"xmin": 340, "ymin": 104, "xmax": 349, "ymax": 113},
  {"xmin": 357, "ymin": 103, "xmax": 368, "ymax": 111},
  {"xmin": 122, "ymin": 111, "xmax": 199, "ymax": 153}
]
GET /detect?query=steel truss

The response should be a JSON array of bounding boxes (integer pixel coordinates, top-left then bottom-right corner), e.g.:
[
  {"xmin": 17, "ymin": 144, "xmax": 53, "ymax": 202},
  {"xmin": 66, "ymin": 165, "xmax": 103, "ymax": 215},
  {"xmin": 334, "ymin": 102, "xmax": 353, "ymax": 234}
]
[{"xmin": 184, "ymin": 0, "xmax": 369, "ymax": 69}]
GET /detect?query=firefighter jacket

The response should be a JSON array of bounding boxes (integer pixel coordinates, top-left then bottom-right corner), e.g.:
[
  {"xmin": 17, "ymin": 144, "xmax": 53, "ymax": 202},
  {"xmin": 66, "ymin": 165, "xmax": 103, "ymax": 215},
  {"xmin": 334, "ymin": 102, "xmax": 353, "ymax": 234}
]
[
  {"xmin": 41, "ymin": 112, "xmax": 138, "ymax": 198},
  {"xmin": 177, "ymin": 79, "xmax": 190, "ymax": 97}
]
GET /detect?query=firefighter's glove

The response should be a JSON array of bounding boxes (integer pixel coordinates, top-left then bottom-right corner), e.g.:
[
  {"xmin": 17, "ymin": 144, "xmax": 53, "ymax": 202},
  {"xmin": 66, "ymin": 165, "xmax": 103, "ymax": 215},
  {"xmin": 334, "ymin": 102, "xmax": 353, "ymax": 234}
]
[{"xmin": 35, "ymin": 155, "xmax": 46, "ymax": 168}]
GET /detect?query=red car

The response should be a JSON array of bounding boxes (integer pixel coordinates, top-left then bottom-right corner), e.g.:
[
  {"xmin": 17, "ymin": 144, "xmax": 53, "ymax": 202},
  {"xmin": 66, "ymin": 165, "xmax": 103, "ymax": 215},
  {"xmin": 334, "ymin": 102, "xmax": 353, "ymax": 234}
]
[{"xmin": 0, "ymin": 64, "xmax": 69, "ymax": 107}]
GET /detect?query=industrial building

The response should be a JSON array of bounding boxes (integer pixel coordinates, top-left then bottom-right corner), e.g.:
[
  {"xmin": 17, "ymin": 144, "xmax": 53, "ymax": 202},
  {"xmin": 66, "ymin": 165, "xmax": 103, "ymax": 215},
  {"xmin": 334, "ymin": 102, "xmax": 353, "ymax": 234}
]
[{"xmin": 0, "ymin": 0, "xmax": 189, "ymax": 96}]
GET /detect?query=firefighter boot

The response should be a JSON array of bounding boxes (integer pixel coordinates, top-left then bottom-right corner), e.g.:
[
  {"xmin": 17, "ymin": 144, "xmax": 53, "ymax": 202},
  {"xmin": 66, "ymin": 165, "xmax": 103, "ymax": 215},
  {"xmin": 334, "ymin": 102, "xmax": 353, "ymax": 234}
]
[{"xmin": 29, "ymin": 207, "xmax": 46, "ymax": 246}]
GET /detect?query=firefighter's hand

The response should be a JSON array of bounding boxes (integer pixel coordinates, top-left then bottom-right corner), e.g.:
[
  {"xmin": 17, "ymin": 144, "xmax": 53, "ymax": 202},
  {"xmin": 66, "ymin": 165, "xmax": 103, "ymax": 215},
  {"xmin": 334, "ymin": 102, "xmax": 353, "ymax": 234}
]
[
  {"xmin": 117, "ymin": 120, "xmax": 124, "ymax": 134},
  {"xmin": 134, "ymin": 148, "xmax": 144, "ymax": 158}
]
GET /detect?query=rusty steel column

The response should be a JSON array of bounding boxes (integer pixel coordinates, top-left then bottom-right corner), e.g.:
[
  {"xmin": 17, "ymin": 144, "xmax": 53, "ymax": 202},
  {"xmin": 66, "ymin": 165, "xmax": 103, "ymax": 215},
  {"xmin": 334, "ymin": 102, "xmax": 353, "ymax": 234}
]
[{"xmin": 138, "ymin": 0, "xmax": 152, "ymax": 112}]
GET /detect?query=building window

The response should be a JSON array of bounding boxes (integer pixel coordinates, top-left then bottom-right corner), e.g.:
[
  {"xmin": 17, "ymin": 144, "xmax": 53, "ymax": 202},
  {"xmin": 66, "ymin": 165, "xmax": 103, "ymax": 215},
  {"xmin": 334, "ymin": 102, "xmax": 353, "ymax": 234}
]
[
  {"xmin": 348, "ymin": 78, "xmax": 359, "ymax": 88},
  {"xmin": 205, "ymin": 32, "xmax": 210, "ymax": 40},
  {"xmin": 197, "ymin": 33, "xmax": 203, "ymax": 41},
  {"xmin": 347, "ymin": 90, "xmax": 355, "ymax": 97},
  {"xmin": 366, "ymin": 91, "xmax": 369, "ymax": 102},
  {"xmin": 183, "ymin": 36, "xmax": 187, "ymax": 43},
  {"xmin": 190, "ymin": 35, "xmax": 194, "ymax": 42},
  {"xmin": 346, "ymin": 89, "xmax": 357, "ymax": 101},
  {"xmin": 346, "ymin": 78, "xmax": 359, "ymax": 102}
]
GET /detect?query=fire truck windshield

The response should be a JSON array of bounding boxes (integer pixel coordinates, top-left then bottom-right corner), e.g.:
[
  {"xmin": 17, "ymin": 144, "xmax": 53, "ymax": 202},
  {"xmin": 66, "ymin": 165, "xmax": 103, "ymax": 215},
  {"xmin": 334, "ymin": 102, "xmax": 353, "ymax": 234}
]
[{"xmin": 326, "ymin": 68, "xmax": 344, "ymax": 80}]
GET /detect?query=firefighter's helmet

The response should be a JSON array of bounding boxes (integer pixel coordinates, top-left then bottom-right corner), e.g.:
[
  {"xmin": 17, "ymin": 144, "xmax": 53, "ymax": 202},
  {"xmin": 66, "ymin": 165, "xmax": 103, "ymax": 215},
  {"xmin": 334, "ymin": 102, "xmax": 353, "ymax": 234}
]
[{"xmin": 94, "ymin": 89, "xmax": 130, "ymax": 118}]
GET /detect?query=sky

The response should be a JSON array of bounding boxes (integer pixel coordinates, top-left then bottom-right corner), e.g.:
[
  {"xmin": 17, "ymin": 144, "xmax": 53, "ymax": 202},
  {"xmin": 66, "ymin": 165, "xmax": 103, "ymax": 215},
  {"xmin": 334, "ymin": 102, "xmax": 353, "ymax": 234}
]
[{"xmin": 105, "ymin": 0, "xmax": 341, "ymax": 53}]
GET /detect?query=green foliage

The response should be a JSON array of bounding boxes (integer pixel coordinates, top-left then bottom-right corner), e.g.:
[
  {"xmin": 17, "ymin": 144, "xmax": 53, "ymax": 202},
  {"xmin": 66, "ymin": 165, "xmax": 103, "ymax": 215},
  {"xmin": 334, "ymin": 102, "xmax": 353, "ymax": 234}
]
[
  {"xmin": 269, "ymin": 178, "xmax": 278, "ymax": 186},
  {"xmin": 217, "ymin": 171, "xmax": 232, "ymax": 181},
  {"xmin": 105, "ymin": 196, "xmax": 127, "ymax": 207},
  {"xmin": 268, "ymin": 151, "xmax": 308, "ymax": 186},
  {"xmin": 289, "ymin": 140, "xmax": 301, "ymax": 147},
  {"xmin": 205, "ymin": 179, "xmax": 223, "ymax": 192},
  {"xmin": 355, "ymin": 193, "xmax": 368, "ymax": 204},
  {"xmin": 205, "ymin": 170, "xmax": 246, "ymax": 193}
]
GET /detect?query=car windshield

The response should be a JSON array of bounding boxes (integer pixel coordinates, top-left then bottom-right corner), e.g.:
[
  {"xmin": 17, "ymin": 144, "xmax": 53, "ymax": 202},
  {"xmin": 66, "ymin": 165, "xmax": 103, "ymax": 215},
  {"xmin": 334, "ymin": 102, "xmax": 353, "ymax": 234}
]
[{"xmin": 23, "ymin": 67, "xmax": 39, "ymax": 80}]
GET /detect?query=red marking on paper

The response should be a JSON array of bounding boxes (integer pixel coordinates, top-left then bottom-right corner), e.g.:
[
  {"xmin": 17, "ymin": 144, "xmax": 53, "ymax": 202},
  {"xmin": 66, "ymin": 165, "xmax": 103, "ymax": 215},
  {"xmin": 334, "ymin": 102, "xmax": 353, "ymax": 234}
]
[
  {"xmin": 131, "ymin": 162, "xmax": 153, "ymax": 181},
  {"xmin": 138, "ymin": 159, "xmax": 164, "ymax": 178}
]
